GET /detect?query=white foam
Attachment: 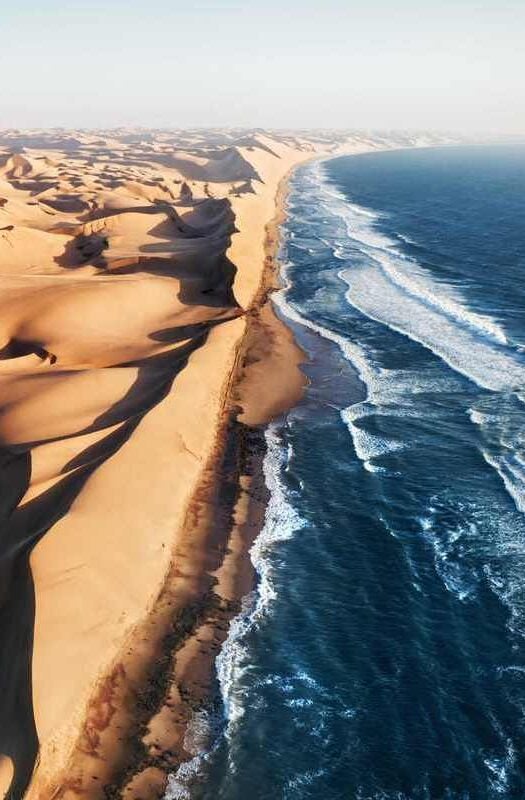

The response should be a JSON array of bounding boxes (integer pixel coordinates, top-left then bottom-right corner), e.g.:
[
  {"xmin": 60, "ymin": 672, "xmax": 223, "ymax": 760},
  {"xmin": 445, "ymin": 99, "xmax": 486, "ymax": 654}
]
[
  {"xmin": 373, "ymin": 249, "xmax": 508, "ymax": 346},
  {"xmin": 272, "ymin": 250, "xmax": 376, "ymax": 391},
  {"xmin": 347, "ymin": 202, "xmax": 378, "ymax": 219},
  {"xmin": 468, "ymin": 408, "xmax": 493, "ymax": 426},
  {"xmin": 484, "ymin": 740, "xmax": 516, "ymax": 796},
  {"xmin": 481, "ymin": 451, "xmax": 525, "ymax": 513},
  {"xmin": 275, "ymin": 229, "xmax": 459, "ymax": 474},
  {"xmin": 164, "ymin": 425, "xmax": 307, "ymax": 795},
  {"xmin": 164, "ymin": 710, "xmax": 218, "ymax": 800},
  {"xmin": 341, "ymin": 406, "xmax": 406, "ymax": 471},
  {"xmin": 397, "ymin": 232, "xmax": 419, "ymax": 247},
  {"xmin": 214, "ymin": 592, "xmax": 257, "ymax": 728},
  {"xmin": 284, "ymin": 767, "xmax": 328, "ymax": 797},
  {"xmin": 420, "ymin": 487, "xmax": 525, "ymax": 641},
  {"xmin": 273, "ymin": 268, "xmax": 400, "ymax": 471},
  {"xmin": 283, "ymin": 164, "xmax": 523, "ymax": 457},
  {"xmin": 484, "ymin": 560, "xmax": 525, "ymax": 642},
  {"xmin": 291, "ymin": 160, "xmax": 525, "ymax": 529},
  {"xmin": 164, "ymin": 757, "xmax": 202, "ymax": 800},
  {"xmin": 339, "ymin": 261, "xmax": 525, "ymax": 393},
  {"xmin": 418, "ymin": 506, "xmax": 480, "ymax": 602},
  {"xmin": 469, "ymin": 401, "xmax": 525, "ymax": 514},
  {"xmin": 313, "ymin": 162, "xmax": 509, "ymax": 348},
  {"xmin": 305, "ymin": 161, "xmax": 517, "ymax": 390},
  {"xmin": 215, "ymin": 423, "xmax": 306, "ymax": 735}
]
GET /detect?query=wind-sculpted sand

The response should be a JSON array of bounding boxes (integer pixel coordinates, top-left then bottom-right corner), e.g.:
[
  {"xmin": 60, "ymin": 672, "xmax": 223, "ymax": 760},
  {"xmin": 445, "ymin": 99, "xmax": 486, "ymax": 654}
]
[{"xmin": 0, "ymin": 127, "xmax": 457, "ymax": 799}]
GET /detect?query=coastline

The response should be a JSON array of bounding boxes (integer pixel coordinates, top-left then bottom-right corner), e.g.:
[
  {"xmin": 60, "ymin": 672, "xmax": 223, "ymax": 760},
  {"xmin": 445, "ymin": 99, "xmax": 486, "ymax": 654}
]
[
  {"xmin": 25, "ymin": 149, "xmax": 310, "ymax": 800},
  {"xmin": 178, "ymin": 141, "xmax": 525, "ymax": 800},
  {"xmin": 153, "ymin": 139, "xmax": 490, "ymax": 799},
  {"xmin": 0, "ymin": 131, "xmax": 456, "ymax": 800}
]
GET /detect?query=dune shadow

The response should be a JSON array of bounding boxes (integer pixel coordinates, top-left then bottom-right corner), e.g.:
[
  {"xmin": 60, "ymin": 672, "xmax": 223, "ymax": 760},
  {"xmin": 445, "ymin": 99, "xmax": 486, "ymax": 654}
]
[
  {"xmin": 0, "ymin": 131, "xmax": 252, "ymax": 795},
  {"xmin": 54, "ymin": 232, "xmax": 109, "ymax": 269},
  {"xmin": 100, "ymin": 251, "xmax": 240, "ymax": 310},
  {"xmin": 0, "ymin": 319, "xmax": 232, "ymax": 798}
]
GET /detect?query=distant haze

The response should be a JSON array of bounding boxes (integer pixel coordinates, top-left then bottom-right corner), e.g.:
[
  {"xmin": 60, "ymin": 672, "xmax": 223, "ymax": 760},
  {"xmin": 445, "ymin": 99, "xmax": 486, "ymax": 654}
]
[{"xmin": 2, "ymin": 0, "xmax": 524, "ymax": 135}]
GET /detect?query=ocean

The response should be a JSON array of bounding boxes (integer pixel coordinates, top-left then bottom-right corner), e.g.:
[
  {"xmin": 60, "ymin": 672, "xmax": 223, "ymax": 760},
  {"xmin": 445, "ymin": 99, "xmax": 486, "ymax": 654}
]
[{"xmin": 167, "ymin": 144, "xmax": 525, "ymax": 799}]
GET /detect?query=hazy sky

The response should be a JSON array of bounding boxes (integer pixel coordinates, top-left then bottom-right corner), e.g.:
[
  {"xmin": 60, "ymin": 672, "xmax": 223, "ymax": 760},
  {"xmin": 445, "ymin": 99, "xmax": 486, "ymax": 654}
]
[{"xmin": 1, "ymin": 0, "xmax": 524, "ymax": 133}]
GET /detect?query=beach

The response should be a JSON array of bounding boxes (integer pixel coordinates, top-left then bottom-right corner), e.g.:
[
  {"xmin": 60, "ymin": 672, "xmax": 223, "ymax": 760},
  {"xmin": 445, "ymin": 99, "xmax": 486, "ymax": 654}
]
[{"xmin": 0, "ymin": 128, "xmax": 454, "ymax": 799}]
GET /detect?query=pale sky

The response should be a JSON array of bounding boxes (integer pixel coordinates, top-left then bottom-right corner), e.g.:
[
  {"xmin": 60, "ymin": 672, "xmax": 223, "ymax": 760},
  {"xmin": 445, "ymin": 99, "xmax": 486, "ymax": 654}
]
[{"xmin": 1, "ymin": 0, "xmax": 524, "ymax": 134}]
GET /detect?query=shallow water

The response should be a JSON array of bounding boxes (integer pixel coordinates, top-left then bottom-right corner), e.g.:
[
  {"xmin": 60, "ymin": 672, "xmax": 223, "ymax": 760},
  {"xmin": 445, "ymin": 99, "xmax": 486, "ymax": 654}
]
[{"xmin": 168, "ymin": 144, "xmax": 525, "ymax": 799}]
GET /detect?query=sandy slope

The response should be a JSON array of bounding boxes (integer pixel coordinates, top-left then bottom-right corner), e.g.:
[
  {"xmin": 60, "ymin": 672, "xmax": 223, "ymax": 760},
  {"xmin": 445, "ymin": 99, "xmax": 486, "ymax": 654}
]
[{"xmin": 0, "ymin": 127, "xmax": 458, "ymax": 799}]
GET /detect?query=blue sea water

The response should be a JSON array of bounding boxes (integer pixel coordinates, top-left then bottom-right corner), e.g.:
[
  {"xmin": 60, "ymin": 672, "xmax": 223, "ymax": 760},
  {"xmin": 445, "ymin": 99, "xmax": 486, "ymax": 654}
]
[{"xmin": 167, "ymin": 145, "xmax": 525, "ymax": 799}]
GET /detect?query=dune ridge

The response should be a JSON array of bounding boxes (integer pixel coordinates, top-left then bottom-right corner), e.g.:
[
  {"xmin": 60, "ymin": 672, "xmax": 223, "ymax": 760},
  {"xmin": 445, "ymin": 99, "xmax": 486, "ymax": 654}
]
[{"xmin": 0, "ymin": 128, "xmax": 460, "ymax": 799}]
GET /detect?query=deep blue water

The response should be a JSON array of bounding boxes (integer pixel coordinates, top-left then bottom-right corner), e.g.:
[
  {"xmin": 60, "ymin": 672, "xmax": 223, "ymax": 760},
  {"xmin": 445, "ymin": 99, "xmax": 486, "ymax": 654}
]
[{"xmin": 168, "ymin": 145, "xmax": 525, "ymax": 799}]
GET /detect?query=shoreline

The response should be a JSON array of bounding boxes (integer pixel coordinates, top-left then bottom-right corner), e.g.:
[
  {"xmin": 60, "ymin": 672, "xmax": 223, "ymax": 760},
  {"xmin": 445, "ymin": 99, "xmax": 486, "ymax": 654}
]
[
  {"xmin": 107, "ymin": 163, "xmax": 308, "ymax": 798},
  {"xmin": 27, "ymin": 158, "xmax": 308, "ymax": 799},
  {"xmin": 143, "ymin": 140, "xmax": 478, "ymax": 800},
  {"xmin": 114, "ymin": 139, "xmax": 474, "ymax": 797},
  {"xmin": 113, "ymin": 164, "xmax": 305, "ymax": 797},
  {"xmin": 4, "ymin": 131, "xmax": 454, "ymax": 800},
  {"xmin": 115, "ymin": 162, "xmax": 309, "ymax": 797}
]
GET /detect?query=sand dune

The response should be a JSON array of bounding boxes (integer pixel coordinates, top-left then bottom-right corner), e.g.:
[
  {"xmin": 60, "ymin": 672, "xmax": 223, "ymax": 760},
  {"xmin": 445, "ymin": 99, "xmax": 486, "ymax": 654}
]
[{"xmin": 0, "ymin": 127, "xmax": 459, "ymax": 799}]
